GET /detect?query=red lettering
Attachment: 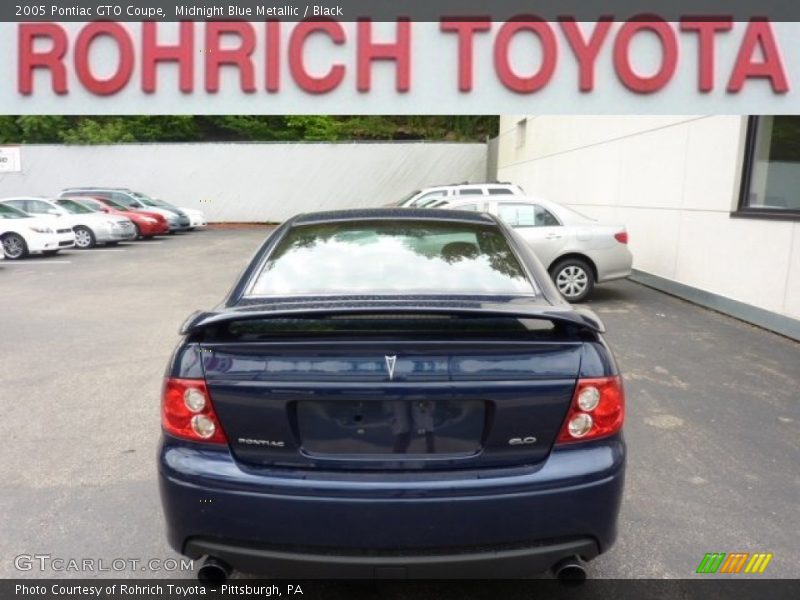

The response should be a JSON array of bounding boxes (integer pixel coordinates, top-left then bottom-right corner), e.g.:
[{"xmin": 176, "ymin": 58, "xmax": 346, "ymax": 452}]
[
  {"xmin": 560, "ymin": 18, "xmax": 613, "ymax": 92},
  {"xmin": 266, "ymin": 20, "xmax": 280, "ymax": 93},
  {"xmin": 75, "ymin": 22, "xmax": 134, "ymax": 96},
  {"xmin": 142, "ymin": 22, "xmax": 194, "ymax": 94},
  {"xmin": 680, "ymin": 19, "xmax": 733, "ymax": 92},
  {"xmin": 18, "ymin": 23, "xmax": 68, "ymax": 95},
  {"xmin": 728, "ymin": 19, "xmax": 789, "ymax": 93},
  {"xmin": 357, "ymin": 19, "xmax": 411, "ymax": 92},
  {"xmin": 205, "ymin": 22, "xmax": 256, "ymax": 93},
  {"xmin": 288, "ymin": 20, "xmax": 346, "ymax": 94},
  {"xmin": 440, "ymin": 19, "xmax": 491, "ymax": 92},
  {"xmin": 494, "ymin": 17, "xmax": 557, "ymax": 93},
  {"xmin": 614, "ymin": 17, "xmax": 678, "ymax": 93}
]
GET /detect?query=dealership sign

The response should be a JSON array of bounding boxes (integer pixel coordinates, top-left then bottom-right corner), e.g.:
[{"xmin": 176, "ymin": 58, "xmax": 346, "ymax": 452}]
[{"xmin": 4, "ymin": 19, "xmax": 800, "ymax": 113}]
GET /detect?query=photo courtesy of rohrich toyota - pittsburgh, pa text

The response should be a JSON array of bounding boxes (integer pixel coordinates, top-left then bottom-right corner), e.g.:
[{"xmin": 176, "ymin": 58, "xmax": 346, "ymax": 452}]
[{"xmin": 0, "ymin": 1, "xmax": 798, "ymax": 599}]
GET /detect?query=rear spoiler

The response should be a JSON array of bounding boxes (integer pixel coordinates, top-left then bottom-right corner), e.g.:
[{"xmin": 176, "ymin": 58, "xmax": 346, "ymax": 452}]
[{"xmin": 180, "ymin": 301, "xmax": 606, "ymax": 335}]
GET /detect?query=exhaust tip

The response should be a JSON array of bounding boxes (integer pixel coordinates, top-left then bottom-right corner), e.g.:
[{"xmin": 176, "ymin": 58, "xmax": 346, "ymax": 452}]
[
  {"xmin": 197, "ymin": 557, "xmax": 232, "ymax": 586},
  {"xmin": 552, "ymin": 557, "xmax": 587, "ymax": 584}
]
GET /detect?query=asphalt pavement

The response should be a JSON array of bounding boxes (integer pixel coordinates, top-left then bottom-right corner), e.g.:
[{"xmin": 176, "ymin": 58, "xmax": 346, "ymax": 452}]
[{"xmin": 1, "ymin": 227, "xmax": 798, "ymax": 583}]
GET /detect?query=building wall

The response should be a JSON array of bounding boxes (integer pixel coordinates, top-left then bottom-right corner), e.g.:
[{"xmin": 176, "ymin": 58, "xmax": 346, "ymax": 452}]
[
  {"xmin": 497, "ymin": 115, "xmax": 800, "ymax": 324},
  {"xmin": 0, "ymin": 142, "xmax": 487, "ymax": 222}
]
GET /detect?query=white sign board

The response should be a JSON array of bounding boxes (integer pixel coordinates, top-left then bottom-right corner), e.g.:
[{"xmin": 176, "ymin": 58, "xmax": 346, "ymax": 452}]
[
  {"xmin": 4, "ymin": 21, "xmax": 800, "ymax": 115},
  {"xmin": 0, "ymin": 146, "xmax": 21, "ymax": 172}
]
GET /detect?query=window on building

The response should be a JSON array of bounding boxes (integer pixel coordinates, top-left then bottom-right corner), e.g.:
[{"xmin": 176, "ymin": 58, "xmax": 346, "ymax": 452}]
[
  {"xmin": 740, "ymin": 116, "xmax": 800, "ymax": 217},
  {"xmin": 515, "ymin": 119, "xmax": 527, "ymax": 150}
]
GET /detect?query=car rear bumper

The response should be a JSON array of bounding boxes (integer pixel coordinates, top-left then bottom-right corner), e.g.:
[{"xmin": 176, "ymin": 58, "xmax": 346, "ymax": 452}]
[
  {"xmin": 159, "ymin": 434, "xmax": 625, "ymax": 577},
  {"xmin": 184, "ymin": 536, "xmax": 599, "ymax": 579},
  {"xmin": 594, "ymin": 245, "xmax": 633, "ymax": 283}
]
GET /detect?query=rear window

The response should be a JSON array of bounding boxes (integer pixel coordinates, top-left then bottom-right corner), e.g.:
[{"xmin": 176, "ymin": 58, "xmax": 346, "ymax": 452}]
[{"xmin": 248, "ymin": 220, "xmax": 534, "ymax": 296}]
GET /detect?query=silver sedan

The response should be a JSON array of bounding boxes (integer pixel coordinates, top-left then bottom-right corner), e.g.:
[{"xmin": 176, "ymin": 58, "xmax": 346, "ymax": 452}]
[{"xmin": 439, "ymin": 196, "xmax": 633, "ymax": 302}]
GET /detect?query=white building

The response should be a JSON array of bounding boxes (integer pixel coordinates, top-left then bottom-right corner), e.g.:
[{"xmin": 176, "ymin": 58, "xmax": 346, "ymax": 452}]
[{"xmin": 496, "ymin": 115, "xmax": 800, "ymax": 340}]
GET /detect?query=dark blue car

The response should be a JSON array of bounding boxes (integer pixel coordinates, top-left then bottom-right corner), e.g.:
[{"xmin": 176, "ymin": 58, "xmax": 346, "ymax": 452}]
[{"xmin": 158, "ymin": 209, "xmax": 626, "ymax": 581}]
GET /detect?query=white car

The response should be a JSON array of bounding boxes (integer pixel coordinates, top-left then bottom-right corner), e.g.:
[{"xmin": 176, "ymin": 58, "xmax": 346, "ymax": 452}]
[
  {"xmin": 393, "ymin": 182, "xmax": 525, "ymax": 208},
  {"xmin": 148, "ymin": 201, "xmax": 206, "ymax": 229},
  {"xmin": 442, "ymin": 196, "xmax": 633, "ymax": 302},
  {"xmin": 0, "ymin": 202, "xmax": 75, "ymax": 259},
  {"xmin": 1, "ymin": 197, "xmax": 136, "ymax": 249},
  {"xmin": 182, "ymin": 208, "xmax": 207, "ymax": 229}
]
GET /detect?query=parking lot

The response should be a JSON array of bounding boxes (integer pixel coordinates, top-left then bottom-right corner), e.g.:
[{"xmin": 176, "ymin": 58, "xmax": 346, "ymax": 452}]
[{"xmin": 1, "ymin": 226, "xmax": 799, "ymax": 581}]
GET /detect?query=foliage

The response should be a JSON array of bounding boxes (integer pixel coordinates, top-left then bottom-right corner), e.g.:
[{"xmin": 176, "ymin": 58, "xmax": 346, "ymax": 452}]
[
  {"xmin": 768, "ymin": 117, "xmax": 800, "ymax": 162},
  {"xmin": 0, "ymin": 116, "xmax": 497, "ymax": 145}
]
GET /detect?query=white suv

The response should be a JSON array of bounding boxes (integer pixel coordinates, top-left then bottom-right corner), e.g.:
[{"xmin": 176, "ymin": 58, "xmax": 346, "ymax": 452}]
[{"xmin": 393, "ymin": 183, "xmax": 524, "ymax": 208}]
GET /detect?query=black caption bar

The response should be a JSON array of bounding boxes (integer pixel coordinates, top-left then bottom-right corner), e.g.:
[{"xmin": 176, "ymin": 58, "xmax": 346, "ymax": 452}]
[
  {"xmin": 5, "ymin": 579, "xmax": 800, "ymax": 600},
  {"xmin": 7, "ymin": 1, "xmax": 800, "ymax": 21}
]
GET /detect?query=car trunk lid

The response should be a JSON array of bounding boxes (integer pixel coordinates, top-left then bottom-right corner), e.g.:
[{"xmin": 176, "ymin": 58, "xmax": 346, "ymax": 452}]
[{"xmin": 189, "ymin": 305, "xmax": 599, "ymax": 471}]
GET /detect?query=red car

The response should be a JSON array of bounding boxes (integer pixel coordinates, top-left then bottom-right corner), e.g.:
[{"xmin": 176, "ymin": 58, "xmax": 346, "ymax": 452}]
[{"xmin": 68, "ymin": 196, "xmax": 169, "ymax": 238}]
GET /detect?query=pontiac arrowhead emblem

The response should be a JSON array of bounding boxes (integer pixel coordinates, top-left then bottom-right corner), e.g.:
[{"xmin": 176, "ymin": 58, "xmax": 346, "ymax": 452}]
[{"xmin": 385, "ymin": 355, "xmax": 397, "ymax": 381}]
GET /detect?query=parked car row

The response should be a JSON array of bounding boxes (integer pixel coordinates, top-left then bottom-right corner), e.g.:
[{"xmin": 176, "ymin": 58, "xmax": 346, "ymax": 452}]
[
  {"xmin": 0, "ymin": 187, "xmax": 206, "ymax": 259},
  {"xmin": 390, "ymin": 182, "xmax": 634, "ymax": 302}
]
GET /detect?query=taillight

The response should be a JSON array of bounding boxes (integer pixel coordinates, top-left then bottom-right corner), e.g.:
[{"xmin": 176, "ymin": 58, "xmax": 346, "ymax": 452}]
[
  {"xmin": 556, "ymin": 377, "xmax": 625, "ymax": 444},
  {"xmin": 162, "ymin": 378, "xmax": 227, "ymax": 444},
  {"xmin": 614, "ymin": 231, "xmax": 628, "ymax": 244}
]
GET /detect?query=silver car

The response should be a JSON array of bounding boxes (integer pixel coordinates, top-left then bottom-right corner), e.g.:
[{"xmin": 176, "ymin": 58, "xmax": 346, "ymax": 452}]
[
  {"xmin": 440, "ymin": 196, "xmax": 633, "ymax": 302},
  {"xmin": 1, "ymin": 197, "xmax": 136, "ymax": 249}
]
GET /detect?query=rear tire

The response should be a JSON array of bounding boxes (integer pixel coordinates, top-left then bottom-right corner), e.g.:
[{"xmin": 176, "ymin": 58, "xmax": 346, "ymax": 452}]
[
  {"xmin": 133, "ymin": 223, "xmax": 142, "ymax": 240},
  {"xmin": 2, "ymin": 233, "xmax": 28, "ymax": 259},
  {"xmin": 74, "ymin": 226, "xmax": 96, "ymax": 249},
  {"xmin": 551, "ymin": 258, "xmax": 594, "ymax": 303}
]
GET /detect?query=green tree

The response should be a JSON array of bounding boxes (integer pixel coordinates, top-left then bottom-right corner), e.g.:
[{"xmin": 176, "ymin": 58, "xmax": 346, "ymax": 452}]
[{"xmin": 0, "ymin": 115, "xmax": 498, "ymax": 145}]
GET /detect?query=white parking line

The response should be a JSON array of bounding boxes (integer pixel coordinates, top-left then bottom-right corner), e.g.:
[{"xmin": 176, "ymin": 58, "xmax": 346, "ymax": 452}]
[{"xmin": 2, "ymin": 260, "xmax": 72, "ymax": 264}]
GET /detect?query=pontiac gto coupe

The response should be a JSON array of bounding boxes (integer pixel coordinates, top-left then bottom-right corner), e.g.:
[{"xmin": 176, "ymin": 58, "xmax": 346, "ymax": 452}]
[{"xmin": 158, "ymin": 209, "xmax": 626, "ymax": 582}]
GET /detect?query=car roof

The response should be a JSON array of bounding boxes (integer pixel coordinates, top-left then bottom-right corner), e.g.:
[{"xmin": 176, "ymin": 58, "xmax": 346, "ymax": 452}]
[
  {"xmin": 292, "ymin": 208, "xmax": 498, "ymax": 226},
  {"xmin": 0, "ymin": 196, "xmax": 55, "ymax": 203},
  {"xmin": 422, "ymin": 182, "xmax": 519, "ymax": 191},
  {"xmin": 62, "ymin": 187, "xmax": 132, "ymax": 192}
]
